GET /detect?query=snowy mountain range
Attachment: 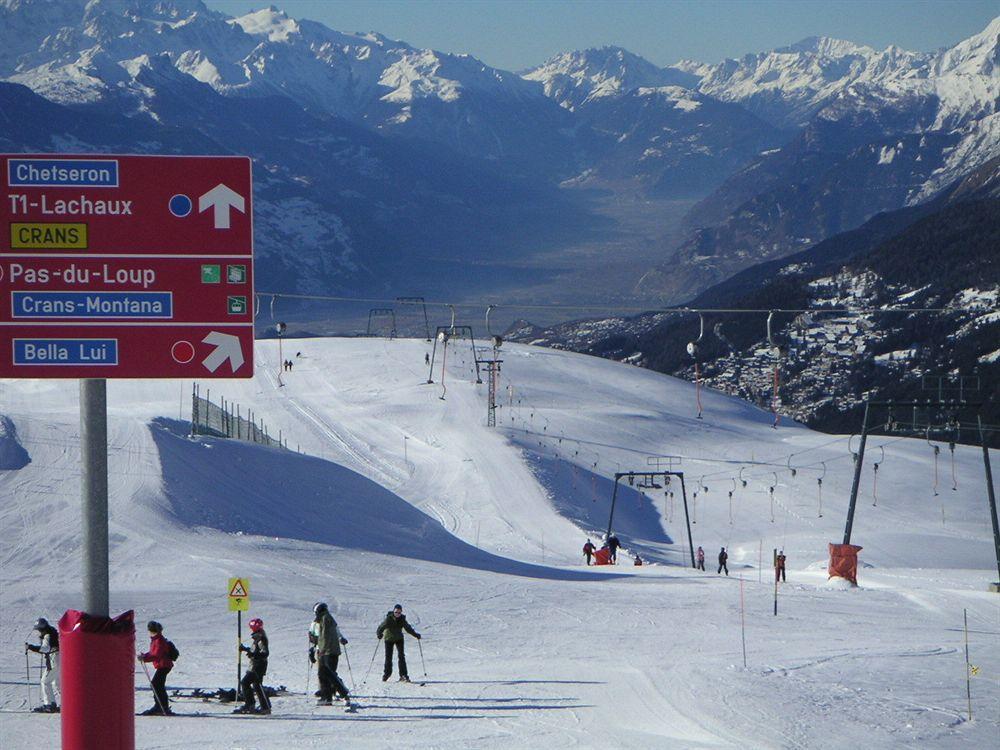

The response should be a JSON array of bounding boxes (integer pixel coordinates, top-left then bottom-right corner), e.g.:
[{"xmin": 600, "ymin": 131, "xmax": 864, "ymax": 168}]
[{"xmin": 1, "ymin": 0, "xmax": 997, "ymax": 308}]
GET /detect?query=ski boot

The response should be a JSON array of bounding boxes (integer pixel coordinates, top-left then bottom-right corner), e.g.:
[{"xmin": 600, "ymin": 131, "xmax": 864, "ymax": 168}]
[
  {"xmin": 232, "ymin": 704, "xmax": 256, "ymax": 714},
  {"xmin": 254, "ymin": 706, "xmax": 271, "ymax": 715},
  {"xmin": 398, "ymin": 675, "xmax": 410, "ymax": 683}
]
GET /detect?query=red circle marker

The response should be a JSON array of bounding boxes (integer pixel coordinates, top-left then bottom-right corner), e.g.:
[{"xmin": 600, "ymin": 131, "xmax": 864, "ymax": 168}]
[{"xmin": 171, "ymin": 340, "xmax": 195, "ymax": 364}]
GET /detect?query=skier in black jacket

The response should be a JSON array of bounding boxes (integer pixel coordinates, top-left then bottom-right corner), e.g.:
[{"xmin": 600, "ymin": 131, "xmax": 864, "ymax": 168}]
[
  {"xmin": 377, "ymin": 604, "xmax": 420, "ymax": 682},
  {"xmin": 235, "ymin": 618, "xmax": 270, "ymax": 714},
  {"xmin": 718, "ymin": 547, "xmax": 729, "ymax": 575},
  {"xmin": 607, "ymin": 534, "xmax": 621, "ymax": 564}
]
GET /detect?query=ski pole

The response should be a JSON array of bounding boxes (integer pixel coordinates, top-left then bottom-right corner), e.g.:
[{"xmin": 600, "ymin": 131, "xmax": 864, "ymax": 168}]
[
  {"xmin": 25, "ymin": 647, "xmax": 31, "ymax": 710},
  {"xmin": 306, "ymin": 653, "xmax": 312, "ymax": 695},
  {"xmin": 417, "ymin": 638, "xmax": 428, "ymax": 679},
  {"xmin": 140, "ymin": 659, "xmax": 169, "ymax": 715},
  {"xmin": 360, "ymin": 640, "xmax": 380, "ymax": 687},
  {"xmin": 343, "ymin": 644, "xmax": 355, "ymax": 691}
]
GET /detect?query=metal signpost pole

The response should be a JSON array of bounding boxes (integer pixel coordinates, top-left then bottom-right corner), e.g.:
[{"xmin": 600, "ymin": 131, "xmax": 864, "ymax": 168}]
[{"xmin": 81, "ymin": 378, "xmax": 110, "ymax": 617}]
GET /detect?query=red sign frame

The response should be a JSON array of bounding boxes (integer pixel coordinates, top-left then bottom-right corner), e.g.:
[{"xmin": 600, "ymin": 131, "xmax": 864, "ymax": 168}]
[{"xmin": 1, "ymin": 154, "xmax": 254, "ymax": 378}]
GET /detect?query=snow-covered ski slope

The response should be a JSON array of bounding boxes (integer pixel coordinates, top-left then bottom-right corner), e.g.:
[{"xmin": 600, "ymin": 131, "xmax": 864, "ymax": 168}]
[{"xmin": 1, "ymin": 338, "xmax": 997, "ymax": 749}]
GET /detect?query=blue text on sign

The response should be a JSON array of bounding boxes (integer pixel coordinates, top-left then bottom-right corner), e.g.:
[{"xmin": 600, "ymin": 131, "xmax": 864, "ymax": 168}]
[
  {"xmin": 7, "ymin": 159, "xmax": 119, "ymax": 188},
  {"xmin": 11, "ymin": 291, "xmax": 173, "ymax": 319},
  {"xmin": 13, "ymin": 339, "xmax": 118, "ymax": 366}
]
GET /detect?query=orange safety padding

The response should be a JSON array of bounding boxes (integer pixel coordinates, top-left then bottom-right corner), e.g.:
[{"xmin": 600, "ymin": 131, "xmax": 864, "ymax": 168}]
[
  {"xmin": 593, "ymin": 548, "xmax": 611, "ymax": 565},
  {"xmin": 828, "ymin": 543, "xmax": 863, "ymax": 584}
]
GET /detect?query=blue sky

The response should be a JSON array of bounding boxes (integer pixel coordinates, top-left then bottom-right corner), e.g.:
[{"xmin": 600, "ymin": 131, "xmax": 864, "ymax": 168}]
[{"xmin": 204, "ymin": 0, "xmax": 999, "ymax": 70}]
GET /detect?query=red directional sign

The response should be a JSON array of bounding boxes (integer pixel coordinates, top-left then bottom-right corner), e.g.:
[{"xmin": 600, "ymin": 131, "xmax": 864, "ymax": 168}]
[{"xmin": 1, "ymin": 154, "xmax": 254, "ymax": 378}]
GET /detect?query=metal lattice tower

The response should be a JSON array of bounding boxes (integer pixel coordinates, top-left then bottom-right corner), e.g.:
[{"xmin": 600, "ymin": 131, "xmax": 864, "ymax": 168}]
[{"xmin": 484, "ymin": 357, "xmax": 502, "ymax": 426}]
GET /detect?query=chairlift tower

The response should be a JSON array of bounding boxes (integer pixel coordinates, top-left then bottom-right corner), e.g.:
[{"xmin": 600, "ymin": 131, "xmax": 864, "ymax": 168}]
[
  {"xmin": 841, "ymin": 374, "xmax": 999, "ymax": 589},
  {"xmin": 426, "ymin": 325, "xmax": 483, "ymax": 384},
  {"xmin": 483, "ymin": 357, "xmax": 503, "ymax": 426},
  {"xmin": 395, "ymin": 296, "xmax": 431, "ymax": 340},
  {"xmin": 366, "ymin": 308, "xmax": 397, "ymax": 338},
  {"xmin": 606, "ymin": 470, "xmax": 696, "ymax": 569}
]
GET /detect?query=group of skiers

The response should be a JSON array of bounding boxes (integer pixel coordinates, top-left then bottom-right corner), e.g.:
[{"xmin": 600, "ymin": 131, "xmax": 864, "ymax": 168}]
[
  {"xmin": 24, "ymin": 602, "xmax": 423, "ymax": 717},
  {"xmin": 582, "ymin": 541, "xmax": 788, "ymax": 579},
  {"xmin": 583, "ymin": 535, "xmax": 631, "ymax": 565}
]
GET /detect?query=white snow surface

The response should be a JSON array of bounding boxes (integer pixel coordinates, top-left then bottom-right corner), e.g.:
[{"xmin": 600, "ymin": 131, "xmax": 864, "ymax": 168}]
[{"xmin": 1, "ymin": 338, "xmax": 998, "ymax": 748}]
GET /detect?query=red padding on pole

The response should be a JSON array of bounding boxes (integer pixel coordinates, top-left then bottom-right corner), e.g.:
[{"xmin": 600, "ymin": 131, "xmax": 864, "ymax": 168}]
[
  {"xmin": 59, "ymin": 609, "xmax": 135, "ymax": 750},
  {"xmin": 827, "ymin": 543, "xmax": 863, "ymax": 585}
]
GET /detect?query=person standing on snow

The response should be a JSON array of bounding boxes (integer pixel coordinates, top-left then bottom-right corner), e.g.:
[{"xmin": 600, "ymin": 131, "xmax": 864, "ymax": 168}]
[
  {"xmin": 696, "ymin": 546, "xmax": 706, "ymax": 571},
  {"xmin": 313, "ymin": 603, "xmax": 351, "ymax": 707},
  {"xmin": 377, "ymin": 604, "xmax": 421, "ymax": 682},
  {"xmin": 717, "ymin": 547, "xmax": 729, "ymax": 576},
  {"xmin": 235, "ymin": 618, "xmax": 271, "ymax": 714},
  {"xmin": 583, "ymin": 538, "xmax": 596, "ymax": 566},
  {"xmin": 25, "ymin": 617, "xmax": 59, "ymax": 713},
  {"xmin": 775, "ymin": 550, "xmax": 787, "ymax": 583},
  {"xmin": 607, "ymin": 534, "xmax": 621, "ymax": 564},
  {"xmin": 138, "ymin": 621, "xmax": 174, "ymax": 715}
]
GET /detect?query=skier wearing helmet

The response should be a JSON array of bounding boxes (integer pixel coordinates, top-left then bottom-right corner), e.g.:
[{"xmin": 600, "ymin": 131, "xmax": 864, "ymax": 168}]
[
  {"xmin": 313, "ymin": 603, "xmax": 351, "ymax": 708},
  {"xmin": 235, "ymin": 617, "xmax": 270, "ymax": 714},
  {"xmin": 25, "ymin": 617, "xmax": 59, "ymax": 713},
  {"xmin": 138, "ymin": 621, "xmax": 175, "ymax": 715}
]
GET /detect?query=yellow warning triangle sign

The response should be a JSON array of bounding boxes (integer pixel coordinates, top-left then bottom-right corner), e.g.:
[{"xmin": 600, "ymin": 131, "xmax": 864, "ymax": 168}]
[{"xmin": 229, "ymin": 579, "xmax": 248, "ymax": 598}]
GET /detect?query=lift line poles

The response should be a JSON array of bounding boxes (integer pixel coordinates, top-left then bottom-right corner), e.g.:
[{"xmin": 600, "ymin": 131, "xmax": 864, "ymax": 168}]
[
  {"xmin": 842, "ymin": 391, "xmax": 999, "ymax": 588},
  {"xmin": 606, "ymin": 471, "xmax": 696, "ymax": 569}
]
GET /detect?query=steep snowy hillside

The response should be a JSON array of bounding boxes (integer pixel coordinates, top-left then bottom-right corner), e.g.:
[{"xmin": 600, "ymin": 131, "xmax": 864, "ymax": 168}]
[{"xmin": 1, "ymin": 338, "xmax": 998, "ymax": 748}]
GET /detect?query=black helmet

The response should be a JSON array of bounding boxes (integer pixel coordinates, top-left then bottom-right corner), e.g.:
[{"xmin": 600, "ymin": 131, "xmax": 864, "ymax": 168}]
[
  {"xmin": 393, "ymin": 603, "xmax": 403, "ymax": 612},
  {"xmin": 313, "ymin": 602, "xmax": 327, "ymax": 615},
  {"xmin": 33, "ymin": 617, "xmax": 49, "ymax": 631},
  {"xmin": 147, "ymin": 620, "xmax": 162, "ymax": 633}
]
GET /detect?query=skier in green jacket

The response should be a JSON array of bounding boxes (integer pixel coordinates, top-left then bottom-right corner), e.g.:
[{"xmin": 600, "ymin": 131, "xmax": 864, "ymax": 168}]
[{"xmin": 377, "ymin": 604, "xmax": 420, "ymax": 682}]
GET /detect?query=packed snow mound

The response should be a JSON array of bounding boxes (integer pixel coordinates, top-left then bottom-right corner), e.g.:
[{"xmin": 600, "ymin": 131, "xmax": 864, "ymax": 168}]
[
  {"xmin": 0, "ymin": 414, "xmax": 30, "ymax": 469},
  {"xmin": 149, "ymin": 417, "xmax": 614, "ymax": 582}
]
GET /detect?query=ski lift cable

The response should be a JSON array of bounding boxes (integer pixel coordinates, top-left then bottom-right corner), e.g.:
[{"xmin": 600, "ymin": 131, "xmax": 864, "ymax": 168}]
[
  {"xmin": 254, "ymin": 290, "xmax": 976, "ymax": 316},
  {"xmin": 872, "ymin": 445, "xmax": 884, "ymax": 507},
  {"xmin": 767, "ymin": 311, "xmax": 781, "ymax": 429},
  {"xmin": 926, "ymin": 426, "xmax": 941, "ymax": 497},
  {"xmin": 687, "ymin": 314, "xmax": 705, "ymax": 420}
]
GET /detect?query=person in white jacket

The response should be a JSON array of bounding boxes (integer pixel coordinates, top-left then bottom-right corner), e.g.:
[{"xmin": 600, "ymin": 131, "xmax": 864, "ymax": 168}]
[{"xmin": 25, "ymin": 617, "xmax": 60, "ymax": 713}]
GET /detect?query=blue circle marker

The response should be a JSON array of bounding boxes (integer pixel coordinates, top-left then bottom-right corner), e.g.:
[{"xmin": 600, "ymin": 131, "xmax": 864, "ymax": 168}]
[{"xmin": 169, "ymin": 194, "xmax": 192, "ymax": 217}]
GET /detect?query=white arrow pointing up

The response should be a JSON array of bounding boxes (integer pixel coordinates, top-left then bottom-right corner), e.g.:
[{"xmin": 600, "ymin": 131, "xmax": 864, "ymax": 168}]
[
  {"xmin": 201, "ymin": 331, "xmax": 245, "ymax": 373},
  {"xmin": 198, "ymin": 184, "xmax": 245, "ymax": 229}
]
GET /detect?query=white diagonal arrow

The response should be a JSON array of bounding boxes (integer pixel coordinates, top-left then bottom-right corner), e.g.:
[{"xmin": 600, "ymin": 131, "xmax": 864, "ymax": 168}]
[
  {"xmin": 198, "ymin": 183, "xmax": 245, "ymax": 229},
  {"xmin": 201, "ymin": 332, "xmax": 245, "ymax": 373}
]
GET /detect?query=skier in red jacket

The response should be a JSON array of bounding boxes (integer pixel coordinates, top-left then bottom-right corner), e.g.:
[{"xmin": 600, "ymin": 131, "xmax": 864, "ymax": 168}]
[
  {"xmin": 138, "ymin": 621, "xmax": 174, "ymax": 715},
  {"xmin": 583, "ymin": 539, "xmax": 596, "ymax": 565}
]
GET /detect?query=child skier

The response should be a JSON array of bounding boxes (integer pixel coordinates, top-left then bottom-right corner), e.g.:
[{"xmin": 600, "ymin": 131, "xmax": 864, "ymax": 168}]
[
  {"xmin": 377, "ymin": 604, "xmax": 421, "ymax": 682},
  {"xmin": 138, "ymin": 621, "xmax": 174, "ymax": 716},
  {"xmin": 696, "ymin": 546, "xmax": 706, "ymax": 571},
  {"xmin": 235, "ymin": 618, "xmax": 270, "ymax": 714},
  {"xmin": 313, "ymin": 603, "xmax": 351, "ymax": 707},
  {"xmin": 775, "ymin": 550, "xmax": 787, "ymax": 582},
  {"xmin": 25, "ymin": 617, "xmax": 59, "ymax": 713}
]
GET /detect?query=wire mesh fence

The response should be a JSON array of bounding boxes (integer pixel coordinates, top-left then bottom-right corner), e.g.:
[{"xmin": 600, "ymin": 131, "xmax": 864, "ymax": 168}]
[{"xmin": 191, "ymin": 383, "xmax": 287, "ymax": 450}]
